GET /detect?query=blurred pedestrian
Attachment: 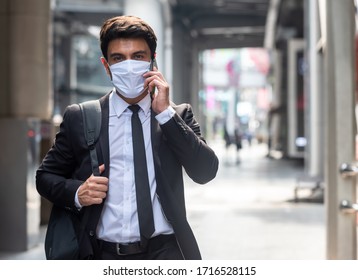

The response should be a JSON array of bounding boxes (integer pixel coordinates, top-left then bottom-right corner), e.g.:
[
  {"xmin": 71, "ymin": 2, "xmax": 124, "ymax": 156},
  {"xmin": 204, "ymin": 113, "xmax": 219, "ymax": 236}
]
[
  {"xmin": 224, "ymin": 124, "xmax": 232, "ymax": 149},
  {"xmin": 234, "ymin": 127, "xmax": 242, "ymax": 164}
]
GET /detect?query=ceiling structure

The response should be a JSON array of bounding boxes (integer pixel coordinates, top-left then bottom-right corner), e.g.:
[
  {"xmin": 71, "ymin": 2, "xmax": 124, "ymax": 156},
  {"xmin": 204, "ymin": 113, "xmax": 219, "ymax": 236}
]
[
  {"xmin": 169, "ymin": 0, "xmax": 271, "ymax": 50},
  {"xmin": 53, "ymin": 0, "xmax": 303, "ymax": 51}
]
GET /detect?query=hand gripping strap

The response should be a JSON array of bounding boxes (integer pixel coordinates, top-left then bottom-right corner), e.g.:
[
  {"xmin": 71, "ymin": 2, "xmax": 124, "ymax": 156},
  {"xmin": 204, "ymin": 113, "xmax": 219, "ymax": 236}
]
[{"xmin": 79, "ymin": 100, "xmax": 101, "ymax": 176}]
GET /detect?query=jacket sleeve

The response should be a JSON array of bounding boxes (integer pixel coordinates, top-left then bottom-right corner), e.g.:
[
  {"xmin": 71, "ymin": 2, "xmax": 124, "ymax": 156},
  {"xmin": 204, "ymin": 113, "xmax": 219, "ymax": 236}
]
[
  {"xmin": 36, "ymin": 104, "xmax": 85, "ymax": 208},
  {"xmin": 159, "ymin": 103, "xmax": 219, "ymax": 184}
]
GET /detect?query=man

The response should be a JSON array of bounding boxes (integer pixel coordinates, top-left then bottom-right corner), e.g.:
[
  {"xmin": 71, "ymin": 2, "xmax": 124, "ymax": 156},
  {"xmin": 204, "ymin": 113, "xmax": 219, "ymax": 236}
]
[{"xmin": 36, "ymin": 15, "xmax": 219, "ymax": 260}]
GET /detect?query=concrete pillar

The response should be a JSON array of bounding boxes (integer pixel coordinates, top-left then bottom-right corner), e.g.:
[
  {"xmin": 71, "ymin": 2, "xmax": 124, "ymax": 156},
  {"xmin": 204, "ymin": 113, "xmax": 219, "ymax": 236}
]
[
  {"xmin": 7, "ymin": 0, "xmax": 52, "ymax": 119},
  {"xmin": 0, "ymin": 0, "xmax": 52, "ymax": 251},
  {"xmin": 303, "ymin": 0, "xmax": 324, "ymax": 181},
  {"xmin": 191, "ymin": 45, "xmax": 201, "ymax": 128},
  {"xmin": 0, "ymin": 1, "xmax": 10, "ymax": 116},
  {"xmin": 171, "ymin": 22, "xmax": 188, "ymax": 103},
  {"xmin": 324, "ymin": 0, "xmax": 357, "ymax": 259},
  {"xmin": 0, "ymin": 119, "xmax": 42, "ymax": 251},
  {"xmin": 124, "ymin": 0, "xmax": 173, "ymax": 100},
  {"xmin": 124, "ymin": 0, "xmax": 164, "ymax": 74}
]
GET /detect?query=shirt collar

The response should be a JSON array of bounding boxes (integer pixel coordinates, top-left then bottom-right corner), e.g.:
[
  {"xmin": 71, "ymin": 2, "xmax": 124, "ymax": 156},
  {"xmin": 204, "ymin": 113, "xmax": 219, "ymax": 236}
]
[{"xmin": 109, "ymin": 88, "xmax": 151, "ymax": 118}]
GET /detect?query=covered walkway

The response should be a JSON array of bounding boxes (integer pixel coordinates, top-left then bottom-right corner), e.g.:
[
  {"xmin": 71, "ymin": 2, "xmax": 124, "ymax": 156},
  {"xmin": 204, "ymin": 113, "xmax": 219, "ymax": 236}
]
[{"xmin": 0, "ymin": 140, "xmax": 325, "ymax": 260}]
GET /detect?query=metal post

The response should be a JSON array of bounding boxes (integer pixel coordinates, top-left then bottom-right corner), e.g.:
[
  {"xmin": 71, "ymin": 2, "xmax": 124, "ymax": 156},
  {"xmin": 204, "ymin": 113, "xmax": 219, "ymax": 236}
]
[{"xmin": 324, "ymin": 0, "xmax": 357, "ymax": 259}]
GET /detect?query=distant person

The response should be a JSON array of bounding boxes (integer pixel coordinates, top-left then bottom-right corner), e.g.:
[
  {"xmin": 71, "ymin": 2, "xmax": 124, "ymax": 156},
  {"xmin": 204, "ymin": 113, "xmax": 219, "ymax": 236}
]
[
  {"xmin": 224, "ymin": 124, "xmax": 232, "ymax": 149},
  {"xmin": 223, "ymin": 123, "xmax": 241, "ymax": 164},
  {"xmin": 234, "ymin": 127, "xmax": 242, "ymax": 164},
  {"xmin": 266, "ymin": 104, "xmax": 282, "ymax": 158},
  {"xmin": 245, "ymin": 130, "xmax": 253, "ymax": 146},
  {"xmin": 36, "ymin": 15, "xmax": 219, "ymax": 260}
]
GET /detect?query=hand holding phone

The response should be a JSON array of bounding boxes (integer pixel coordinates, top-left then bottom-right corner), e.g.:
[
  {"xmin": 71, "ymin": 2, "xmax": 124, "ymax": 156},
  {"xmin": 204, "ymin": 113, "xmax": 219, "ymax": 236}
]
[{"xmin": 144, "ymin": 58, "xmax": 170, "ymax": 113}]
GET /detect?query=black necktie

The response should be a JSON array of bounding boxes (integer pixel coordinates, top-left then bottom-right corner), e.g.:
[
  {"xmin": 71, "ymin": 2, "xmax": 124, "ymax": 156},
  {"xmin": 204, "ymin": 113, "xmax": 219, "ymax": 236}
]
[{"xmin": 128, "ymin": 105, "xmax": 155, "ymax": 245}]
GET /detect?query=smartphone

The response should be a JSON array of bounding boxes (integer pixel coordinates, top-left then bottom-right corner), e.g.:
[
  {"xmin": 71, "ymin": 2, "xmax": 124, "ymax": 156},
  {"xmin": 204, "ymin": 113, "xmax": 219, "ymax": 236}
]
[
  {"xmin": 149, "ymin": 58, "xmax": 157, "ymax": 97},
  {"xmin": 150, "ymin": 58, "xmax": 157, "ymax": 71}
]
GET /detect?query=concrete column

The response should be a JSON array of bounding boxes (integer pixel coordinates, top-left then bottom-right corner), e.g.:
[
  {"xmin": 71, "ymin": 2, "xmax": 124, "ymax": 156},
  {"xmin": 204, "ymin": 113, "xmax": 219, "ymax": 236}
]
[
  {"xmin": 124, "ymin": 0, "xmax": 164, "ymax": 73},
  {"xmin": 124, "ymin": 0, "xmax": 174, "ymax": 100},
  {"xmin": 0, "ymin": 0, "xmax": 51, "ymax": 252},
  {"xmin": 271, "ymin": 49, "xmax": 282, "ymax": 151},
  {"xmin": 305, "ymin": 0, "xmax": 324, "ymax": 179},
  {"xmin": 8, "ymin": 0, "xmax": 52, "ymax": 119},
  {"xmin": 171, "ymin": 22, "xmax": 187, "ymax": 103},
  {"xmin": 0, "ymin": 1, "xmax": 10, "ymax": 117},
  {"xmin": 191, "ymin": 45, "xmax": 201, "ymax": 128},
  {"xmin": 324, "ymin": 0, "xmax": 357, "ymax": 259}
]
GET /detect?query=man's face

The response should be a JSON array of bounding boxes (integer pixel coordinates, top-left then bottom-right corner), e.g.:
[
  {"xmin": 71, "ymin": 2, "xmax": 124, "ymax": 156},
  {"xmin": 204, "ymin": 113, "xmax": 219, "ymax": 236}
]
[
  {"xmin": 105, "ymin": 37, "xmax": 151, "ymax": 67},
  {"xmin": 101, "ymin": 37, "xmax": 152, "ymax": 103}
]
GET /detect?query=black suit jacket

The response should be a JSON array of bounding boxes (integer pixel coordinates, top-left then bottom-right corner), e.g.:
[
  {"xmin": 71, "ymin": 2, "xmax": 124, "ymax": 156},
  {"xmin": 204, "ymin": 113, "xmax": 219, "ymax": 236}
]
[{"xmin": 36, "ymin": 93, "xmax": 219, "ymax": 259}]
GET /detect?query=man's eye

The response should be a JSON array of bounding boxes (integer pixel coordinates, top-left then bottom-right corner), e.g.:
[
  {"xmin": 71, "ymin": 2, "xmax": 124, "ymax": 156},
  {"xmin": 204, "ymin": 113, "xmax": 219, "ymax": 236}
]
[
  {"xmin": 134, "ymin": 55, "xmax": 144, "ymax": 60},
  {"xmin": 112, "ymin": 56, "xmax": 123, "ymax": 62}
]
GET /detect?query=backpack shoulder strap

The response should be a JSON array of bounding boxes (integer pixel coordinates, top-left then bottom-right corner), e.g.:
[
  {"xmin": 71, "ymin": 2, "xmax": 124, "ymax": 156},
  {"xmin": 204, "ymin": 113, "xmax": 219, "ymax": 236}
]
[{"xmin": 79, "ymin": 100, "xmax": 101, "ymax": 176}]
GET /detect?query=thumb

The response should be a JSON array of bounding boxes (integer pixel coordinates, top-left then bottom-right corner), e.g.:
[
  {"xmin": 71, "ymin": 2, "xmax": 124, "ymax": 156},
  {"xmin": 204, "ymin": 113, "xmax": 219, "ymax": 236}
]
[{"xmin": 98, "ymin": 164, "xmax": 105, "ymax": 174}]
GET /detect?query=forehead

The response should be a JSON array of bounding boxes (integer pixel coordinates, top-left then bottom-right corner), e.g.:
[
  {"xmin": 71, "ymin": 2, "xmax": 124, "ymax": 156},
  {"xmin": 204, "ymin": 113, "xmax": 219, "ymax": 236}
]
[{"xmin": 107, "ymin": 37, "xmax": 150, "ymax": 54}]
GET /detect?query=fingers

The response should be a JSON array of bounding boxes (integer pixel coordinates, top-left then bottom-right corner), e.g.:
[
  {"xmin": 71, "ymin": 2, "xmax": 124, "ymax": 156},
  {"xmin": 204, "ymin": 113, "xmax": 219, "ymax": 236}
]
[
  {"xmin": 150, "ymin": 81, "xmax": 170, "ymax": 114},
  {"xmin": 86, "ymin": 176, "xmax": 108, "ymax": 192},
  {"xmin": 143, "ymin": 71, "xmax": 168, "ymax": 96},
  {"xmin": 143, "ymin": 69, "xmax": 166, "ymax": 88},
  {"xmin": 148, "ymin": 78, "xmax": 168, "ymax": 95},
  {"xmin": 78, "ymin": 169, "xmax": 109, "ymax": 206}
]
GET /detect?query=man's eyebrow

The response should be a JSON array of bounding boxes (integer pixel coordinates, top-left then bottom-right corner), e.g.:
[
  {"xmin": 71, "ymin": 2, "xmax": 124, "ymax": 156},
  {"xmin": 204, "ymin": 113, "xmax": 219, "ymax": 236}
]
[
  {"xmin": 109, "ymin": 52, "xmax": 123, "ymax": 58},
  {"xmin": 109, "ymin": 50, "xmax": 148, "ymax": 58},
  {"xmin": 132, "ymin": 50, "xmax": 148, "ymax": 55}
]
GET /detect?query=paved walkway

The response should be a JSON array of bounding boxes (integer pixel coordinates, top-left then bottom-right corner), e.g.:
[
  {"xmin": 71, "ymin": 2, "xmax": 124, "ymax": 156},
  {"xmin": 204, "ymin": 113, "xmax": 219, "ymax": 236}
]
[
  {"xmin": 185, "ymin": 139, "xmax": 325, "ymax": 260},
  {"xmin": 0, "ymin": 139, "xmax": 326, "ymax": 260}
]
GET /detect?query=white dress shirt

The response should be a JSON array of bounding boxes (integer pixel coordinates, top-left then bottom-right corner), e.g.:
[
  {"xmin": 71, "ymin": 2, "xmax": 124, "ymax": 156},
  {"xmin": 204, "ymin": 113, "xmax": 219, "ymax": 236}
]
[{"xmin": 96, "ymin": 90, "xmax": 175, "ymax": 243}]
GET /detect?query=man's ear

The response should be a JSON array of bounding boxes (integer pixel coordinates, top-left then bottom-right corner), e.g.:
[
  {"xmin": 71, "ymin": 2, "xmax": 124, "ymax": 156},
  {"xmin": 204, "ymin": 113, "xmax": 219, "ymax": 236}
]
[{"xmin": 100, "ymin": 57, "xmax": 111, "ymax": 78}]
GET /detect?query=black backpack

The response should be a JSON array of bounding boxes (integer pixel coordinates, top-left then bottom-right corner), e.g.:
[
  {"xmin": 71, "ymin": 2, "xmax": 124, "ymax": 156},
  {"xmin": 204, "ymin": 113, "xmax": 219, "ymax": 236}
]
[
  {"xmin": 45, "ymin": 100, "xmax": 101, "ymax": 260},
  {"xmin": 79, "ymin": 100, "xmax": 102, "ymax": 175}
]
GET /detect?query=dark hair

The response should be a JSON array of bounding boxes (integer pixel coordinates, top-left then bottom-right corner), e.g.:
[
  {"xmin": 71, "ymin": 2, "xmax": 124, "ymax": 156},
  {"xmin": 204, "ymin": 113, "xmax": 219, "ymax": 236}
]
[{"xmin": 100, "ymin": 15, "xmax": 157, "ymax": 60}]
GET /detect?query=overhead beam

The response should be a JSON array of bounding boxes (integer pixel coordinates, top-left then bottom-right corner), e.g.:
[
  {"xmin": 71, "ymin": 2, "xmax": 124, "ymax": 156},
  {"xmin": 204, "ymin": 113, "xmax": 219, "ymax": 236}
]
[
  {"xmin": 196, "ymin": 36, "xmax": 265, "ymax": 50},
  {"xmin": 186, "ymin": 14, "xmax": 267, "ymax": 29}
]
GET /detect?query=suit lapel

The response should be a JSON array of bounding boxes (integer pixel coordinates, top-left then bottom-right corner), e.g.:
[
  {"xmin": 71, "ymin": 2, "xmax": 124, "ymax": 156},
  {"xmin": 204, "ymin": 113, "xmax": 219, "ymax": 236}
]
[
  {"xmin": 150, "ymin": 108, "xmax": 163, "ymax": 184},
  {"xmin": 150, "ymin": 108, "xmax": 162, "ymax": 154}
]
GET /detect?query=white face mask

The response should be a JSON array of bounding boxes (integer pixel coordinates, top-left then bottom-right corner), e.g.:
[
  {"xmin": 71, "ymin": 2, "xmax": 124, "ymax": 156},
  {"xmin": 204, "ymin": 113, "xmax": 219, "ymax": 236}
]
[{"xmin": 109, "ymin": 60, "xmax": 150, "ymax": 99}]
